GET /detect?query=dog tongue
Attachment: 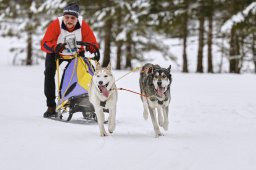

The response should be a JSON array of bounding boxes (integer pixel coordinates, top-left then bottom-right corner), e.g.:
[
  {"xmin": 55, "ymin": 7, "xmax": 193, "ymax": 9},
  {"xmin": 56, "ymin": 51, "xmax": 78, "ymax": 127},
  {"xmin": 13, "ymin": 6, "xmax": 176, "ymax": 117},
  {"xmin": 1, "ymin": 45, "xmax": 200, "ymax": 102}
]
[
  {"xmin": 99, "ymin": 85, "xmax": 109, "ymax": 97},
  {"xmin": 157, "ymin": 87, "xmax": 165, "ymax": 97}
]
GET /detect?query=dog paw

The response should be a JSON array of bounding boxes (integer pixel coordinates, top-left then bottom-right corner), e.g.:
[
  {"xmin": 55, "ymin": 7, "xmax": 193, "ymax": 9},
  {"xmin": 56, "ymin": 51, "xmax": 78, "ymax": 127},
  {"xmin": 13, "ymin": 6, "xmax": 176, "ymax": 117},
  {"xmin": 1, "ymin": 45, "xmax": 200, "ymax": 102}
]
[
  {"xmin": 108, "ymin": 128, "xmax": 114, "ymax": 133},
  {"xmin": 108, "ymin": 124, "xmax": 116, "ymax": 133},
  {"xmin": 155, "ymin": 132, "xmax": 164, "ymax": 138},
  {"xmin": 100, "ymin": 131, "xmax": 108, "ymax": 137},
  {"xmin": 154, "ymin": 129, "xmax": 164, "ymax": 138}
]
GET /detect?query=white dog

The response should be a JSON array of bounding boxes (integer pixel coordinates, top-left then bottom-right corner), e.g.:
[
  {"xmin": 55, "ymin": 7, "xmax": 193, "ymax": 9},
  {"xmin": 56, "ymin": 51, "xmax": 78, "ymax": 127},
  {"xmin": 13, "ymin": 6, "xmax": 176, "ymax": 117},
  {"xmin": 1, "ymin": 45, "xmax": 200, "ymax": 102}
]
[{"xmin": 89, "ymin": 62, "xmax": 118, "ymax": 136}]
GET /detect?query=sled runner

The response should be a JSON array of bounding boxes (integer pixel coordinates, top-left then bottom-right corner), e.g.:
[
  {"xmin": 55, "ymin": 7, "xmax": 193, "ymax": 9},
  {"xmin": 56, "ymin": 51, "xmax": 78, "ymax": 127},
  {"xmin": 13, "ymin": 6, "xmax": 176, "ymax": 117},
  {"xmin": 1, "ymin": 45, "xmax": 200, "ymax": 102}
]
[{"xmin": 55, "ymin": 35, "xmax": 100, "ymax": 121}]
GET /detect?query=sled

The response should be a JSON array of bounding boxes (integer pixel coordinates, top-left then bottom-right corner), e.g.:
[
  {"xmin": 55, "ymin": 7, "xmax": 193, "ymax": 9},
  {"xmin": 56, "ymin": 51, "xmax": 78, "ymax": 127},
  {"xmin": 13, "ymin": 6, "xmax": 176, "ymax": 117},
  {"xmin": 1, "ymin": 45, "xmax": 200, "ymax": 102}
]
[{"xmin": 55, "ymin": 36, "xmax": 100, "ymax": 121}]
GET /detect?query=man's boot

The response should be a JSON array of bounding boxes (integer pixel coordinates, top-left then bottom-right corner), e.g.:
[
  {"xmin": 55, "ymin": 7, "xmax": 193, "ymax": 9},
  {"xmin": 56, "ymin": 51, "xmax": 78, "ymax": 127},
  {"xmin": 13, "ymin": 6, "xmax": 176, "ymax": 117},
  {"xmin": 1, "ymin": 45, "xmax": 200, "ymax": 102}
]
[{"xmin": 43, "ymin": 106, "xmax": 57, "ymax": 118}]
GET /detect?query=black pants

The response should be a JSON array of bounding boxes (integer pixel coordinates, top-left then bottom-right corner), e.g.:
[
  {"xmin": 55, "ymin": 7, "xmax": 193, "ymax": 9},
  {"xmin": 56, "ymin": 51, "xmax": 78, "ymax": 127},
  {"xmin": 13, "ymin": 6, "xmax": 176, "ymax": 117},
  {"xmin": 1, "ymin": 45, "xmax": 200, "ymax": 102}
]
[{"xmin": 44, "ymin": 53, "xmax": 57, "ymax": 107}]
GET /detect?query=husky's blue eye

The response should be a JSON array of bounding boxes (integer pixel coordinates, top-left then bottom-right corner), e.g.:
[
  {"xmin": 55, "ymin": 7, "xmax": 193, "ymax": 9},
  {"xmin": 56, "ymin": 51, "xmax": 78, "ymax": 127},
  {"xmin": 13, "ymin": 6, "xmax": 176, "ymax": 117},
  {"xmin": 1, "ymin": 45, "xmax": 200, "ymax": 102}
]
[{"xmin": 162, "ymin": 75, "xmax": 166, "ymax": 78}]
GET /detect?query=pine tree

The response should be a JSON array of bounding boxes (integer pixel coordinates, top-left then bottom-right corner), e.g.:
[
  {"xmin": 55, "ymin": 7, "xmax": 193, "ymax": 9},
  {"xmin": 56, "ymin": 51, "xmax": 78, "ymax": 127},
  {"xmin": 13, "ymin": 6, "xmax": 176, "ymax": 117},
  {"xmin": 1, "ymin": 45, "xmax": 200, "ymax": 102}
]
[
  {"xmin": 0, "ymin": 0, "xmax": 65, "ymax": 65},
  {"xmin": 220, "ymin": 0, "xmax": 255, "ymax": 73}
]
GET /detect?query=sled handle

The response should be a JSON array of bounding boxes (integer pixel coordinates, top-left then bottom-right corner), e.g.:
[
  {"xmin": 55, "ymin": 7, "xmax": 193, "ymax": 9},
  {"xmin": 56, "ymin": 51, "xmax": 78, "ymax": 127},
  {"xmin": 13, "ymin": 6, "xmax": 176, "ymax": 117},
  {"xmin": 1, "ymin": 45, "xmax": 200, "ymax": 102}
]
[
  {"xmin": 76, "ymin": 41, "xmax": 100, "ymax": 61},
  {"xmin": 56, "ymin": 41, "xmax": 100, "ymax": 61}
]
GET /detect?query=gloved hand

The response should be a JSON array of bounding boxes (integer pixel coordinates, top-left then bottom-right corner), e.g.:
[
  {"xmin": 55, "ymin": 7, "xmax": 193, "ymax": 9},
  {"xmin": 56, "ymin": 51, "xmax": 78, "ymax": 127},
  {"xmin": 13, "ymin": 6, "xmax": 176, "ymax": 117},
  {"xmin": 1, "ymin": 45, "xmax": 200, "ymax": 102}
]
[
  {"xmin": 86, "ymin": 44, "xmax": 97, "ymax": 53},
  {"xmin": 79, "ymin": 51, "xmax": 85, "ymax": 57},
  {"xmin": 55, "ymin": 43, "xmax": 66, "ymax": 54}
]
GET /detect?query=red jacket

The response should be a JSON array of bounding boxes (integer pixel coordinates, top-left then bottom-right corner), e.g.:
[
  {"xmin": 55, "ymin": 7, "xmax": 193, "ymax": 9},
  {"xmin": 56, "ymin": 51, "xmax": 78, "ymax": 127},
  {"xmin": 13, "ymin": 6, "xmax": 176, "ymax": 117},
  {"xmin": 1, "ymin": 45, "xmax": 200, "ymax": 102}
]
[{"xmin": 41, "ymin": 17, "xmax": 98, "ymax": 53}]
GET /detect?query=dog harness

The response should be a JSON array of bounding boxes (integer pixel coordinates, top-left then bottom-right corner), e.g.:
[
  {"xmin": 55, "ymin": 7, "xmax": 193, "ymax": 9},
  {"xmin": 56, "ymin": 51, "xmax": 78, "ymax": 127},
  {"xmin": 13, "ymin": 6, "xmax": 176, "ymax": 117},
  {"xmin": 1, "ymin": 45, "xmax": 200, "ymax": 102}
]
[
  {"xmin": 100, "ymin": 101, "xmax": 106, "ymax": 107},
  {"xmin": 150, "ymin": 96, "xmax": 168, "ymax": 105}
]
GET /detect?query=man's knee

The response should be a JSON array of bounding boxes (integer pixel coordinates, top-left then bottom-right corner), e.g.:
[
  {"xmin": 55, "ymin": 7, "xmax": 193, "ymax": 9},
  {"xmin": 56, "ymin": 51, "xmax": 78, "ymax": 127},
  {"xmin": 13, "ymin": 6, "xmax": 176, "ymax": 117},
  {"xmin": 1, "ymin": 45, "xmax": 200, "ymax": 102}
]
[{"xmin": 45, "ymin": 53, "xmax": 56, "ymax": 77}]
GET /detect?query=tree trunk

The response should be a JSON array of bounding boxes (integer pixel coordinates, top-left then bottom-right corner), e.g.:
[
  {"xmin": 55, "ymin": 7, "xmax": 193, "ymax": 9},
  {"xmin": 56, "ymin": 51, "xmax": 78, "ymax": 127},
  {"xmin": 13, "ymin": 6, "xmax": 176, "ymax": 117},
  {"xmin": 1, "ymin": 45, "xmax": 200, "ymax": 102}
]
[
  {"xmin": 26, "ymin": 12, "xmax": 33, "ymax": 65},
  {"xmin": 235, "ymin": 33, "xmax": 240, "ymax": 73},
  {"xmin": 229, "ymin": 27, "xmax": 240, "ymax": 73},
  {"xmin": 116, "ymin": 7, "xmax": 122, "ymax": 70},
  {"xmin": 207, "ymin": 7, "xmax": 213, "ymax": 73},
  {"xmin": 196, "ymin": 1, "xmax": 205, "ymax": 73},
  {"xmin": 229, "ymin": 28, "xmax": 236, "ymax": 73},
  {"xmin": 102, "ymin": 12, "xmax": 112, "ymax": 67},
  {"xmin": 116, "ymin": 41, "xmax": 123, "ymax": 70},
  {"xmin": 238, "ymin": 34, "xmax": 245, "ymax": 73},
  {"xmin": 252, "ymin": 33, "xmax": 256, "ymax": 73},
  {"xmin": 182, "ymin": 36, "xmax": 188, "ymax": 73},
  {"xmin": 182, "ymin": 0, "xmax": 188, "ymax": 73},
  {"xmin": 125, "ymin": 31, "xmax": 132, "ymax": 69},
  {"xmin": 26, "ymin": 31, "xmax": 32, "ymax": 65},
  {"xmin": 218, "ymin": 34, "xmax": 225, "ymax": 73}
]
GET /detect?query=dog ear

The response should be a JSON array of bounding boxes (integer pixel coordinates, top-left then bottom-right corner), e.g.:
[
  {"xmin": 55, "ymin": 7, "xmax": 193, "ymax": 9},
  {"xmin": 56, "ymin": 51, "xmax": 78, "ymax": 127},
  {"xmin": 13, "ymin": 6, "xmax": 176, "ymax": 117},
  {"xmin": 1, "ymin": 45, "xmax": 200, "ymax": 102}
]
[
  {"xmin": 167, "ymin": 65, "xmax": 172, "ymax": 84},
  {"xmin": 107, "ymin": 62, "xmax": 112, "ymax": 70},
  {"xmin": 167, "ymin": 65, "xmax": 171, "ymax": 72},
  {"xmin": 96, "ymin": 62, "xmax": 101, "ymax": 70},
  {"xmin": 169, "ymin": 74, "xmax": 172, "ymax": 84},
  {"xmin": 148, "ymin": 66, "xmax": 153, "ymax": 74}
]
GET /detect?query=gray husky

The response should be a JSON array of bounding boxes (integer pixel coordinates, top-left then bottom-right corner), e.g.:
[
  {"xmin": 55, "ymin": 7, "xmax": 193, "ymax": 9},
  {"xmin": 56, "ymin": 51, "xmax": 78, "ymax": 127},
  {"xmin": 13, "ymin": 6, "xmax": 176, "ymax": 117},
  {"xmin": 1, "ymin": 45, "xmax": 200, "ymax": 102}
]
[
  {"xmin": 89, "ymin": 62, "xmax": 117, "ymax": 137},
  {"xmin": 139, "ymin": 63, "xmax": 172, "ymax": 137}
]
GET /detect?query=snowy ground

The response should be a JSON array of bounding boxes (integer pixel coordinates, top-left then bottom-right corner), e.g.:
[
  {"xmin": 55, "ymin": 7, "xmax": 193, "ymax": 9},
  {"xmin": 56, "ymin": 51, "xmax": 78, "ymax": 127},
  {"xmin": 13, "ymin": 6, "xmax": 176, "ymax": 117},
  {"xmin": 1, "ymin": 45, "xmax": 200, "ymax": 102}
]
[{"xmin": 0, "ymin": 63, "xmax": 256, "ymax": 170}]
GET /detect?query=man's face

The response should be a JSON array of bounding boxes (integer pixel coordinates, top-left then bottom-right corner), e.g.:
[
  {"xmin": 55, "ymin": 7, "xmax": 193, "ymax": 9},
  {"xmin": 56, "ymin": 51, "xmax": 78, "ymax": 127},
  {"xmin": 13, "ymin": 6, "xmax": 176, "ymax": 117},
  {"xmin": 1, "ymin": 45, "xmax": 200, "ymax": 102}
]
[{"xmin": 63, "ymin": 15, "xmax": 78, "ymax": 30}]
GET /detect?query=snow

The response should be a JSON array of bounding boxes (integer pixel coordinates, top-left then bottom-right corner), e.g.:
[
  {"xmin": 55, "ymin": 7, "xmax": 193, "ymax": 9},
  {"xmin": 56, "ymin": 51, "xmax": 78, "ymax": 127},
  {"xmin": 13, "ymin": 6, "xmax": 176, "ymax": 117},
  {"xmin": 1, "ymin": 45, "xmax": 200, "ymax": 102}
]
[
  {"xmin": 0, "ymin": 61, "xmax": 256, "ymax": 170},
  {"xmin": 30, "ymin": 1, "xmax": 37, "ymax": 13},
  {"xmin": 221, "ymin": 2, "xmax": 256, "ymax": 32},
  {"xmin": 116, "ymin": 29, "xmax": 126, "ymax": 41}
]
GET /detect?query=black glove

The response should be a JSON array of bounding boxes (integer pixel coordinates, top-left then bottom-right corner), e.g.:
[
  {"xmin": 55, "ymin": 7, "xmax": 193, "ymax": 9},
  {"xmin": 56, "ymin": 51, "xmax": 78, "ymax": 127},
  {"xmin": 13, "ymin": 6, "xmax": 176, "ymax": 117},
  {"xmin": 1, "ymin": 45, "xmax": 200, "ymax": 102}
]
[
  {"xmin": 79, "ymin": 51, "xmax": 85, "ymax": 57},
  {"xmin": 55, "ymin": 43, "xmax": 66, "ymax": 54},
  {"xmin": 86, "ymin": 44, "xmax": 97, "ymax": 53}
]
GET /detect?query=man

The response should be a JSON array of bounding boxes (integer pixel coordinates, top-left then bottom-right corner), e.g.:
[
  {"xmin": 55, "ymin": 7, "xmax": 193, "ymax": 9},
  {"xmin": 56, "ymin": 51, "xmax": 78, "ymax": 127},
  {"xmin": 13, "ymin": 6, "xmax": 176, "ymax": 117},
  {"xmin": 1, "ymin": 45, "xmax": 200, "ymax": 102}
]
[{"xmin": 41, "ymin": 2, "xmax": 98, "ymax": 117}]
